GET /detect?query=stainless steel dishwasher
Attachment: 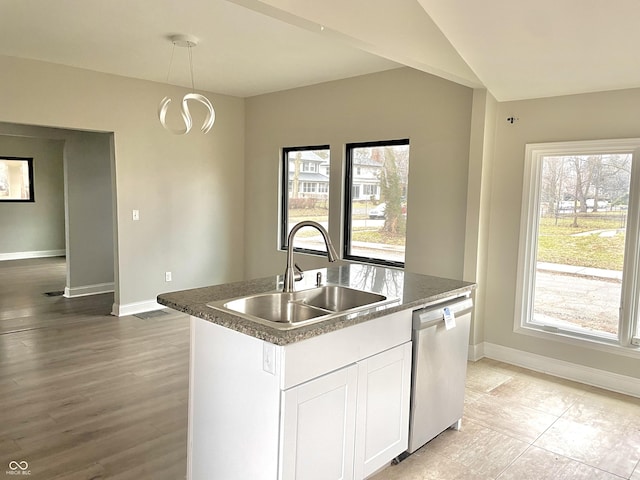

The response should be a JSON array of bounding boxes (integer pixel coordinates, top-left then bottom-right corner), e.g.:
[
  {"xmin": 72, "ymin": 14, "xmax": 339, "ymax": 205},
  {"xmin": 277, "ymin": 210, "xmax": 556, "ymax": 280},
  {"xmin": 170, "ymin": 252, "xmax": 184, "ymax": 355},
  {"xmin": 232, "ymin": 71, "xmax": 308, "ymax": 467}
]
[{"xmin": 406, "ymin": 294, "xmax": 473, "ymax": 454}]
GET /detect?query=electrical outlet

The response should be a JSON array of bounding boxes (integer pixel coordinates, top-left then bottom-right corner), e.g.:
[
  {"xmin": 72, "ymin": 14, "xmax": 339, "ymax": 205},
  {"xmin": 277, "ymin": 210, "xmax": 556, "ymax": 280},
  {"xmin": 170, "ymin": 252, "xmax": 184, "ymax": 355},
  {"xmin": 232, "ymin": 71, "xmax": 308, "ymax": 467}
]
[
  {"xmin": 165, "ymin": 271, "xmax": 172, "ymax": 282},
  {"xmin": 132, "ymin": 209, "xmax": 140, "ymax": 221}
]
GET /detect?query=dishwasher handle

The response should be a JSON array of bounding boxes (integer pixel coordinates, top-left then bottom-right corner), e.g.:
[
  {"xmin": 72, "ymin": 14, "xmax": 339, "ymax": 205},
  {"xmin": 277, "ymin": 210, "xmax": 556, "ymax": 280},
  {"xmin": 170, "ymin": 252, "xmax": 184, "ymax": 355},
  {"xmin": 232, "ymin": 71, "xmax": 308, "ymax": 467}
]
[{"xmin": 413, "ymin": 297, "xmax": 473, "ymax": 329}]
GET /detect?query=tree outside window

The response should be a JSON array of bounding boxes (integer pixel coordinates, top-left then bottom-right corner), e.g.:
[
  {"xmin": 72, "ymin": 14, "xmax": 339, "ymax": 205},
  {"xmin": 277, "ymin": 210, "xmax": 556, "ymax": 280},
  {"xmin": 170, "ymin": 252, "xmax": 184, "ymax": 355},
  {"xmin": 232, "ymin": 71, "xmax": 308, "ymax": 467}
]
[{"xmin": 345, "ymin": 140, "xmax": 409, "ymax": 267}]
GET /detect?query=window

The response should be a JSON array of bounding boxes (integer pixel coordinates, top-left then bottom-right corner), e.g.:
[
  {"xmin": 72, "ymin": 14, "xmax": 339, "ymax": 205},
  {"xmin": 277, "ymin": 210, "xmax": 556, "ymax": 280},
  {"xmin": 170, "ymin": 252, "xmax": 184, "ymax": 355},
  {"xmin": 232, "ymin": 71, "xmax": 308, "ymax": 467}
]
[
  {"xmin": 516, "ymin": 139, "xmax": 640, "ymax": 348},
  {"xmin": 302, "ymin": 162, "xmax": 317, "ymax": 173},
  {"xmin": 281, "ymin": 146, "xmax": 331, "ymax": 254},
  {"xmin": 344, "ymin": 140, "xmax": 409, "ymax": 267},
  {"xmin": 302, "ymin": 182, "xmax": 317, "ymax": 193},
  {"xmin": 0, "ymin": 157, "xmax": 34, "ymax": 202},
  {"xmin": 362, "ymin": 184, "xmax": 378, "ymax": 197}
]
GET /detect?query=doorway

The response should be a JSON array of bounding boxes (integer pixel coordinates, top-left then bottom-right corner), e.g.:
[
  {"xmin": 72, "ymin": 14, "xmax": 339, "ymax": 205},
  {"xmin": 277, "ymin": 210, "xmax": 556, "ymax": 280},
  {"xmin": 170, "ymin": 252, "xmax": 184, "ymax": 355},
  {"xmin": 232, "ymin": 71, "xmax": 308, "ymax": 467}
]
[{"xmin": 0, "ymin": 123, "xmax": 117, "ymax": 322}]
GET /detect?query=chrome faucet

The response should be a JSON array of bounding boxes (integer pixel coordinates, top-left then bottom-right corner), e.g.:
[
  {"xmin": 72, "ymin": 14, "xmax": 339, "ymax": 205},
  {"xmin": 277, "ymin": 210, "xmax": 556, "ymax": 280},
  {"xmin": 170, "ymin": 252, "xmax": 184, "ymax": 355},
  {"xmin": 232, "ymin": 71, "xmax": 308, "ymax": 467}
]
[{"xmin": 283, "ymin": 220, "xmax": 338, "ymax": 292}]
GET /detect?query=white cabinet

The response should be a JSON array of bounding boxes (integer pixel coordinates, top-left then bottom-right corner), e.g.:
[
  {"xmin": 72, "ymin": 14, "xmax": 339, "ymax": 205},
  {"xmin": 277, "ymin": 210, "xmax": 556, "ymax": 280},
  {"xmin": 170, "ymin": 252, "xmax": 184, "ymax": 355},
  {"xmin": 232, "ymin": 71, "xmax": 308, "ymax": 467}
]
[
  {"xmin": 279, "ymin": 342, "xmax": 412, "ymax": 480},
  {"xmin": 188, "ymin": 309, "xmax": 412, "ymax": 480},
  {"xmin": 280, "ymin": 364, "xmax": 358, "ymax": 480},
  {"xmin": 354, "ymin": 342, "xmax": 412, "ymax": 479}
]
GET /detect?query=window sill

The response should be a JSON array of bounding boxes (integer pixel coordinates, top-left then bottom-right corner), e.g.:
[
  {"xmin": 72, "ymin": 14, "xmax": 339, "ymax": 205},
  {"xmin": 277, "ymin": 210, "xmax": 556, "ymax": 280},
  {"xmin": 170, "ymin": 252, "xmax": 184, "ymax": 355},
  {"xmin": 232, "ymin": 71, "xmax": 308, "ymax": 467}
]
[
  {"xmin": 280, "ymin": 247, "xmax": 330, "ymax": 257},
  {"xmin": 514, "ymin": 323, "xmax": 640, "ymax": 359},
  {"xmin": 343, "ymin": 254, "xmax": 404, "ymax": 269}
]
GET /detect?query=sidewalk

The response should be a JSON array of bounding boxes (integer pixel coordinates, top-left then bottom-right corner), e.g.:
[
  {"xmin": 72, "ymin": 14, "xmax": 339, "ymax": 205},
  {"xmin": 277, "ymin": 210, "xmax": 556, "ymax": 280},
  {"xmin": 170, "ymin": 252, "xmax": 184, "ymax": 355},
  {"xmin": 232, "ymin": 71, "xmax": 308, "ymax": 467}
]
[
  {"xmin": 535, "ymin": 269, "xmax": 620, "ymax": 334},
  {"xmin": 537, "ymin": 262, "xmax": 622, "ymax": 281}
]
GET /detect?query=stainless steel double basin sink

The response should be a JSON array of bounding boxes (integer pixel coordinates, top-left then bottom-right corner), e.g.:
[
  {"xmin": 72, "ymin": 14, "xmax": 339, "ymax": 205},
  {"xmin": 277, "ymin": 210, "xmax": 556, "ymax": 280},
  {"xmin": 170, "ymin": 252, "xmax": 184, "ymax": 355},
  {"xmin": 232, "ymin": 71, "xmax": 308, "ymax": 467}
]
[{"xmin": 207, "ymin": 285, "xmax": 395, "ymax": 329}]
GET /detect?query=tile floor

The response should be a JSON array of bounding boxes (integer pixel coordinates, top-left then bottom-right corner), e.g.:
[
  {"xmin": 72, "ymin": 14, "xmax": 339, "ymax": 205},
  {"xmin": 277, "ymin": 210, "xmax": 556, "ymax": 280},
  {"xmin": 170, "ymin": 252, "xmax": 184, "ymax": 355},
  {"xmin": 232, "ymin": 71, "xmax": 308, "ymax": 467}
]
[{"xmin": 372, "ymin": 358, "xmax": 640, "ymax": 480}]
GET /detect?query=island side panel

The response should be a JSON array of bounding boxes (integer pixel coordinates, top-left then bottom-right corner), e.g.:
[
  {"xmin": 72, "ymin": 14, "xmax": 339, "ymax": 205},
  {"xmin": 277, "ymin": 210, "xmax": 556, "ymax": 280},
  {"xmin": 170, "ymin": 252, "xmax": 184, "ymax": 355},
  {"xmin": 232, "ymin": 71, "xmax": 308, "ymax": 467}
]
[{"xmin": 189, "ymin": 316, "xmax": 282, "ymax": 480}]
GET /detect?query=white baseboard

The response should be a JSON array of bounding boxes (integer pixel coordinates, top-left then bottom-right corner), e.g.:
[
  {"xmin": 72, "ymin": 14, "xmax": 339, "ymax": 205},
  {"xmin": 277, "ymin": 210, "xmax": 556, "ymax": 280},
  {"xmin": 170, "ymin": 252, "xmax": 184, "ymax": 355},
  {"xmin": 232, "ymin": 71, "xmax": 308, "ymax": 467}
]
[
  {"xmin": 468, "ymin": 343, "xmax": 485, "ymax": 362},
  {"xmin": 64, "ymin": 282, "xmax": 114, "ymax": 298},
  {"xmin": 111, "ymin": 300, "xmax": 165, "ymax": 317},
  {"xmin": 0, "ymin": 249, "xmax": 65, "ymax": 261},
  {"xmin": 476, "ymin": 342, "xmax": 640, "ymax": 398}
]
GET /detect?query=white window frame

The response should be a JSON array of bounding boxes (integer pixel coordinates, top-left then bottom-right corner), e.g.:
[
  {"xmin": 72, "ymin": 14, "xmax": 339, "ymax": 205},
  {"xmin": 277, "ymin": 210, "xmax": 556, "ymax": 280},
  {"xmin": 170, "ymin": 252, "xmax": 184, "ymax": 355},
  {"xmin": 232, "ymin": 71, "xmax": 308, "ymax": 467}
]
[{"xmin": 515, "ymin": 138, "xmax": 640, "ymax": 352}]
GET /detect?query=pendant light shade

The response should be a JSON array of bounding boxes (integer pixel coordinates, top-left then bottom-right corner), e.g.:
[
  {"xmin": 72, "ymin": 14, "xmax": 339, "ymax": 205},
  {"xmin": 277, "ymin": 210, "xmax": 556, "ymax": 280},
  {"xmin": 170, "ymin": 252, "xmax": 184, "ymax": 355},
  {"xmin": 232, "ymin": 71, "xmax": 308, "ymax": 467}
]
[{"xmin": 158, "ymin": 34, "xmax": 216, "ymax": 135}]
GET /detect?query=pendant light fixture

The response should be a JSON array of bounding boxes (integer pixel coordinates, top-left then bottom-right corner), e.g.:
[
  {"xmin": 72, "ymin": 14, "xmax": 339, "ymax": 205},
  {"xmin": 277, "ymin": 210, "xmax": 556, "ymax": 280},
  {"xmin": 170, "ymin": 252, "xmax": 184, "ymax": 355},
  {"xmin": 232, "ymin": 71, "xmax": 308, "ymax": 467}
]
[{"xmin": 158, "ymin": 34, "xmax": 215, "ymax": 135}]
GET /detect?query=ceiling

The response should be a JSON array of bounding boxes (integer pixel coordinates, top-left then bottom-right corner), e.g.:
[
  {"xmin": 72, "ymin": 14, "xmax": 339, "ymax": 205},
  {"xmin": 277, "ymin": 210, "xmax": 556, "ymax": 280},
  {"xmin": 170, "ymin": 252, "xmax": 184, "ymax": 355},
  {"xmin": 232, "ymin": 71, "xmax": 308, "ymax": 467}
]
[
  {"xmin": 417, "ymin": 0, "xmax": 640, "ymax": 101},
  {"xmin": 1, "ymin": 0, "xmax": 639, "ymax": 101}
]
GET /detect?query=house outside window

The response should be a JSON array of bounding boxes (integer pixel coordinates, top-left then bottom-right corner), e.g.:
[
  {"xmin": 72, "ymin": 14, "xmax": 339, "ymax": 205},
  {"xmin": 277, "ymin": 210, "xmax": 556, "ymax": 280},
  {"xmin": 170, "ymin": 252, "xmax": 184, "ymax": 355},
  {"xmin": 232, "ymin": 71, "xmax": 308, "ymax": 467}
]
[
  {"xmin": 516, "ymin": 139, "xmax": 640, "ymax": 348},
  {"xmin": 281, "ymin": 146, "xmax": 331, "ymax": 254},
  {"xmin": 344, "ymin": 139, "xmax": 409, "ymax": 267}
]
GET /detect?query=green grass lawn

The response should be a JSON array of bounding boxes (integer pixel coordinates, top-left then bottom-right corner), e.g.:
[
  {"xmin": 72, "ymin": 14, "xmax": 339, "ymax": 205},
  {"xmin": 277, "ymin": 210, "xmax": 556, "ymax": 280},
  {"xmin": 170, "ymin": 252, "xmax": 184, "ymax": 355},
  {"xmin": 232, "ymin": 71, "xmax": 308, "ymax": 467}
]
[
  {"xmin": 537, "ymin": 214, "xmax": 626, "ymax": 270},
  {"xmin": 289, "ymin": 204, "xmax": 370, "ymax": 221},
  {"xmin": 352, "ymin": 228, "xmax": 406, "ymax": 246},
  {"xmin": 289, "ymin": 226, "xmax": 406, "ymax": 245},
  {"xmin": 539, "ymin": 213, "xmax": 627, "ymax": 234}
]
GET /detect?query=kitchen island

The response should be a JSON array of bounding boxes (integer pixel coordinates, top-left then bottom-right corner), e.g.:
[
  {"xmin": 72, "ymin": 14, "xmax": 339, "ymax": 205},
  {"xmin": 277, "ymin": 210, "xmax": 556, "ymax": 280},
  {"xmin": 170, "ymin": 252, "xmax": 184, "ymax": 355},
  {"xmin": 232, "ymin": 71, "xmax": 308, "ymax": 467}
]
[{"xmin": 158, "ymin": 264, "xmax": 475, "ymax": 480}]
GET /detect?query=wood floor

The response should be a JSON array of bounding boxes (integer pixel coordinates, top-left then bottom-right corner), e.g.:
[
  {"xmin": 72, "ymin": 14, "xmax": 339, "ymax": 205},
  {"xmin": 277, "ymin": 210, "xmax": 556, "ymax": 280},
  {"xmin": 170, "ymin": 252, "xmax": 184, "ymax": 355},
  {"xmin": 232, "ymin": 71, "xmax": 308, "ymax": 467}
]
[{"xmin": 0, "ymin": 257, "xmax": 189, "ymax": 479}]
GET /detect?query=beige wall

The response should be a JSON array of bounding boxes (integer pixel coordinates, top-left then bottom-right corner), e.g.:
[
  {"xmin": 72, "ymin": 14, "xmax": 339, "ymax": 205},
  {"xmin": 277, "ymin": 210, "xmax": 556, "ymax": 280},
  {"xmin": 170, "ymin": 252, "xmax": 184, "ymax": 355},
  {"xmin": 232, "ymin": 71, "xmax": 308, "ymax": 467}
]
[
  {"xmin": 63, "ymin": 130, "xmax": 115, "ymax": 294},
  {"xmin": 484, "ymin": 87, "xmax": 640, "ymax": 378},
  {"xmin": 0, "ymin": 135, "xmax": 65, "ymax": 255},
  {"xmin": 0, "ymin": 55, "xmax": 245, "ymax": 311},
  {"xmin": 244, "ymin": 67, "xmax": 473, "ymax": 280},
  {"xmin": 464, "ymin": 89, "xmax": 497, "ymax": 347}
]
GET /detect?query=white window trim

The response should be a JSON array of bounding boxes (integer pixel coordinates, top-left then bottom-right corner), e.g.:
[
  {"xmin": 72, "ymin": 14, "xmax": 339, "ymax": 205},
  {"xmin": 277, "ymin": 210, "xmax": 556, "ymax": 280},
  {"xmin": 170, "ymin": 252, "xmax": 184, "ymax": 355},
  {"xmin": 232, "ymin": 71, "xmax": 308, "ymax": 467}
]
[{"xmin": 514, "ymin": 138, "xmax": 640, "ymax": 353}]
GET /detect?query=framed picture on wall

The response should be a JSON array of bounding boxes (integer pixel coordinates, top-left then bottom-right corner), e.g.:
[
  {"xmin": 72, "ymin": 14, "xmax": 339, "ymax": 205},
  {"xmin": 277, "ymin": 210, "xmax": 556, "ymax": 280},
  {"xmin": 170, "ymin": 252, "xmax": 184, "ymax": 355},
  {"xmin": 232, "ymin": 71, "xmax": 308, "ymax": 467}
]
[{"xmin": 0, "ymin": 157, "xmax": 34, "ymax": 202}]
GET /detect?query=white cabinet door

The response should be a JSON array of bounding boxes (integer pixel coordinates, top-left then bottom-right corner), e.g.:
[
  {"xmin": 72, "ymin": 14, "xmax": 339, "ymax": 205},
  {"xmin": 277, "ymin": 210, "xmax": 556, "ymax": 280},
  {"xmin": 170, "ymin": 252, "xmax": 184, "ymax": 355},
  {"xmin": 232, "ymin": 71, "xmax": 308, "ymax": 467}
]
[
  {"xmin": 354, "ymin": 342, "xmax": 412, "ymax": 479},
  {"xmin": 280, "ymin": 364, "xmax": 358, "ymax": 480}
]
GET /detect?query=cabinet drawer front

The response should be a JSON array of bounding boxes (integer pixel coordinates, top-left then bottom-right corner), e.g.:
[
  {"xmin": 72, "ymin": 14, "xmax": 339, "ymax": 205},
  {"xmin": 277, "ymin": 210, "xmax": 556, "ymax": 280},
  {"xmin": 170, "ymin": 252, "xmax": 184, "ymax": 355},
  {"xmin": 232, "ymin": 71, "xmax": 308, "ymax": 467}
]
[{"xmin": 280, "ymin": 309, "xmax": 412, "ymax": 390}]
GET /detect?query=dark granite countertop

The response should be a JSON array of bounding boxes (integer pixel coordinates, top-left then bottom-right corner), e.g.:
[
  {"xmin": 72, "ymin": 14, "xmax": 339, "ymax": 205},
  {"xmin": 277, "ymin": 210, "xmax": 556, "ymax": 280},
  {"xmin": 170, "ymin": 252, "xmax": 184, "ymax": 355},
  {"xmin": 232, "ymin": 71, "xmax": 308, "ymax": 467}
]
[{"xmin": 157, "ymin": 263, "xmax": 475, "ymax": 346}]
